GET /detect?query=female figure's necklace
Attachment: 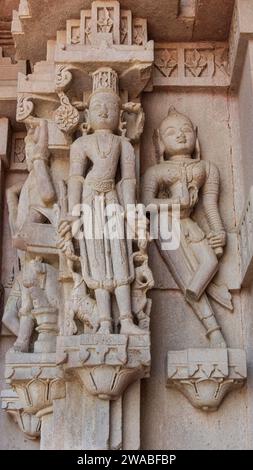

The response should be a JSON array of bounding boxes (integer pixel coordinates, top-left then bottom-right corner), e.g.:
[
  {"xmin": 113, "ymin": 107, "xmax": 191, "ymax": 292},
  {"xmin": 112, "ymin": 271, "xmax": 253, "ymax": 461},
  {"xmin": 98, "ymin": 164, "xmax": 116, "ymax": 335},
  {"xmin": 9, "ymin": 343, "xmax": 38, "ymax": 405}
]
[{"xmin": 95, "ymin": 133, "xmax": 114, "ymax": 159}]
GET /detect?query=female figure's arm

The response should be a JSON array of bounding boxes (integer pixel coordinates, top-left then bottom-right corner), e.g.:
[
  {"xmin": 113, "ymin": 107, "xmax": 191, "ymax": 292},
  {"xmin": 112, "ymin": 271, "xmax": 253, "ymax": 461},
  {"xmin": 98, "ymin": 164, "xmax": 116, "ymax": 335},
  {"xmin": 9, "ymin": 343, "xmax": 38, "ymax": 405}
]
[{"xmin": 202, "ymin": 162, "xmax": 226, "ymax": 256}]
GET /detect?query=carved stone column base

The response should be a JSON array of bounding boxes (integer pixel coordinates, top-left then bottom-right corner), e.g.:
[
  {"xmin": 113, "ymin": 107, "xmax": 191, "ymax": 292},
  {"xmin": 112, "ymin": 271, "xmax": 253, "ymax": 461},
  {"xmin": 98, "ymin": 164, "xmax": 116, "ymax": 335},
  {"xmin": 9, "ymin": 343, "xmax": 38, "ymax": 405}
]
[
  {"xmin": 57, "ymin": 334, "xmax": 150, "ymax": 400},
  {"xmin": 167, "ymin": 349, "xmax": 247, "ymax": 412}
]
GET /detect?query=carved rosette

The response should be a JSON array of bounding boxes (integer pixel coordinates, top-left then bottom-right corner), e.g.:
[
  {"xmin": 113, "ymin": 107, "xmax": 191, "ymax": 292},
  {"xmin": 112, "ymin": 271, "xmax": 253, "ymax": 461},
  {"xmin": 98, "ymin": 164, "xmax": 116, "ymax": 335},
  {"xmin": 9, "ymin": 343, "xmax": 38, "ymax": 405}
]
[
  {"xmin": 167, "ymin": 349, "xmax": 247, "ymax": 411},
  {"xmin": 54, "ymin": 92, "xmax": 80, "ymax": 133}
]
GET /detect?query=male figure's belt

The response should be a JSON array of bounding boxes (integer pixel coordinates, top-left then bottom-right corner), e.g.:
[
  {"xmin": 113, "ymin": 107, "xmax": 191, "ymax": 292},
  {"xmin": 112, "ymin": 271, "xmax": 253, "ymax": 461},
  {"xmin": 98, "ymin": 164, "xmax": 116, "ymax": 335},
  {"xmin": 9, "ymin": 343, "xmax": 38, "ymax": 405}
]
[{"xmin": 87, "ymin": 179, "xmax": 115, "ymax": 193}]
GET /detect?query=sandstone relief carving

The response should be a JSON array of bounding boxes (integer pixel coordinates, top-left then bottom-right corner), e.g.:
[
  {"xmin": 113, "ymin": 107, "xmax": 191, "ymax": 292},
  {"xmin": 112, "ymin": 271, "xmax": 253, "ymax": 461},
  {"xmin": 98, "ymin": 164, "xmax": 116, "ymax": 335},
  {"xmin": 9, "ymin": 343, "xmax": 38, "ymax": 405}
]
[
  {"xmin": 1, "ymin": 1, "xmax": 154, "ymax": 449},
  {"xmin": 58, "ymin": 67, "xmax": 151, "ymax": 337},
  {"xmin": 55, "ymin": 67, "xmax": 153, "ymax": 401},
  {"xmin": 154, "ymin": 43, "xmax": 229, "ymax": 88},
  {"xmin": 141, "ymin": 107, "xmax": 247, "ymax": 411},
  {"xmin": 1, "ymin": 0, "xmax": 253, "ymax": 453}
]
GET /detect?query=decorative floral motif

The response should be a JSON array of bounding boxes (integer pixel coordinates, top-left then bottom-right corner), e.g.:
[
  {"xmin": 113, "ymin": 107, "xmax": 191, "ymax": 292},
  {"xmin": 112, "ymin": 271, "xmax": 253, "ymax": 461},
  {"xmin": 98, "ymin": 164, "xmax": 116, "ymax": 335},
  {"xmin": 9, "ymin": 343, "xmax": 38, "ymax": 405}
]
[
  {"xmin": 84, "ymin": 19, "xmax": 92, "ymax": 44},
  {"xmin": 155, "ymin": 49, "xmax": 178, "ymax": 77},
  {"xmin": 55, "ymin": 65, "xmax": 72, "ymax": 91},
  {"xmin": 14, "ymin": 378, "xmax": 66, "ymax": 414},
  {"xmin": 16, "ymin": 96, "xmax": 34, "ymax": 122},
  {"xmin": 54, "ymin": 92, "xmax": 79, "ymax": 133},
  {"xmin": 97, "ymin": 8, "xmax": 113, "ymax": 33},
  {"xmin": 215, "ymin": 48, "xmax": 229, "ymax": 76},
  {"xmin": 120, "ymin": 18, "xmax": 128, "ymax": 44},
  {"xmin": 133, "ymin": 25, "xmax": 145, "ymax": 46},
  {"xmin": 71, "ymin": 27, "xmax": 80, "ymax": 44},
  {"xmin": 185, "ymin": 49, "xmax": 208, "ymax": 77}
]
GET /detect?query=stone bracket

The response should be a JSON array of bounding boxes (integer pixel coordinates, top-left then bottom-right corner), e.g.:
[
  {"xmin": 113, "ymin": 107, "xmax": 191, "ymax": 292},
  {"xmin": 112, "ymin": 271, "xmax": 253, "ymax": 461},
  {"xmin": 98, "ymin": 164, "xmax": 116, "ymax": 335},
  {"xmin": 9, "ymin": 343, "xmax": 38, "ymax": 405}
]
[
  {"xmin": 57, "ymin": 334, "xmax": 150, "ymax": 400},
  {"xmin": 1, "ymin": 388, "xmax": 41, "ymax": 440},
  {"xmin": 167, "ymin": 348, "xmax": 247, "ymax": 412}
]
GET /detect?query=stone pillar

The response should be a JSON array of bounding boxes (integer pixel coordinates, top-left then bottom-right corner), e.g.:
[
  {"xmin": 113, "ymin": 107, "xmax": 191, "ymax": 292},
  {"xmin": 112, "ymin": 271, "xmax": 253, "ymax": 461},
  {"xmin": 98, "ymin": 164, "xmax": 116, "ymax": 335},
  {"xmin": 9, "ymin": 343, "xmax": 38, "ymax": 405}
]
[
  {"xmin": 49, "ymin": 379, "xmax": 141, "ymax": 450},
  {"xmin": 0, "ymin": 118, "xmax": 10, "ymax": 316},
  {"xmin": 1, "ymin": 2, "xmax": 154, "ymax": 451}
]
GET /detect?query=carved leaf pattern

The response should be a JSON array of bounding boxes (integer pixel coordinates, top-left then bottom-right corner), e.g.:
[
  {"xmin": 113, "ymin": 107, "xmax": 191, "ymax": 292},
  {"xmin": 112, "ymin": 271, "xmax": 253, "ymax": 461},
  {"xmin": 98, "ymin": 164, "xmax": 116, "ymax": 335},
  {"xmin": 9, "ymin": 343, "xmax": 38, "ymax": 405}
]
[
  {"xmin": 133, "ymin": 25, "xmax": 145, "ymax": 45},
  {"xmin": 215, "ymin": 48, "xmax": 229, "ymax": 76},
  {"xmin": 71, "ymin": 27, "xmax": 80, "ymax": 44},
  {"xmin": 84, "ymin": 19, "xmax": 92, "ymax": 44},
  {"xmin": 120, "ymin": 18, "xmax": 128, "ymax": 44},
  {"xmin": 155, "ymin": 49, "xmax": 178, "ymax": 77},
  {"xmin": 97, "ymin": 8, "xmax": 113, "ymax": 33},
  {"xmin": 185, "ymin": 49, "xmax": 208, "ymax": 77}
]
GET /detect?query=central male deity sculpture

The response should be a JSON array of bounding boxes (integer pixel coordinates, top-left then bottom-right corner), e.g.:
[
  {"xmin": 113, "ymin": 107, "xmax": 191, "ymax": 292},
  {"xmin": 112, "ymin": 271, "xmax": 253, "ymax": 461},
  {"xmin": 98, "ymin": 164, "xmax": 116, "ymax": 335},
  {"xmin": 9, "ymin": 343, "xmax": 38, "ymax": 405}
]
[{"xmin": 59, "ymin": 68, "xmax": 146, "ymax": 336}]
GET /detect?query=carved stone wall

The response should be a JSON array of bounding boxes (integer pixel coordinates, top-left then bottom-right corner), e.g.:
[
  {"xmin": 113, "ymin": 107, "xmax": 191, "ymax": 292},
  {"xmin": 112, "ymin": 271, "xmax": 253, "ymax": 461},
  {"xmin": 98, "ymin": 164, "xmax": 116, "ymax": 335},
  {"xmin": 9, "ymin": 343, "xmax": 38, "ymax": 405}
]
[{"xmin": 2, "ymin": 0, "xmax": 253, "ymax": 451}]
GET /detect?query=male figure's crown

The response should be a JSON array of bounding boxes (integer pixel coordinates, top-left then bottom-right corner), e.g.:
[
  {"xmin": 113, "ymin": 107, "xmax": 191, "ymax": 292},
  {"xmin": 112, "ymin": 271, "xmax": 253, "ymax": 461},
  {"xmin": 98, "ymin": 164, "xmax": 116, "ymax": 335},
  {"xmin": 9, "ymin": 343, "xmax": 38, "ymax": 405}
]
[{"xmin": 92, "ymin": 67, "xmax": 119, "ymax": 96}]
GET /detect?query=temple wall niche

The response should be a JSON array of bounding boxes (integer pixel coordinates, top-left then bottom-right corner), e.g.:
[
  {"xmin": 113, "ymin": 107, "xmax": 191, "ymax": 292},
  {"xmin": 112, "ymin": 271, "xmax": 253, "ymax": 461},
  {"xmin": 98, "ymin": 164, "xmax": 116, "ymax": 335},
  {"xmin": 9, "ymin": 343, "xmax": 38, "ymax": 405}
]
[
  {"xmin": 139, "ymin": 88, "xmax": 247, "ymax": 450},
  {"xmin": 141, "ymin": 90, "xmax": 236, "ymax": 228},
  {"xmin": 2, "ymin": 0, "xmax": 253, "ymax": 451}
]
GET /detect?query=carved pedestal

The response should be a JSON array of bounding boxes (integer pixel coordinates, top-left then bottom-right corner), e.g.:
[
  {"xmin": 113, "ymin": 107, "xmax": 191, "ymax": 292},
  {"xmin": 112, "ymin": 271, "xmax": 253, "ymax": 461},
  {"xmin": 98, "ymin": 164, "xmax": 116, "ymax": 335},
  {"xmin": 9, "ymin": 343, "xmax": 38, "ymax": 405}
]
[
  {"xmin": 1, "ymin": 389, "xmax": 41, "ymax": 440},
  {"xmin": 57, "ymin": 334, "xmax": 150, "ymax": 400},
  {"xmin": 3, "ymin": 337, "xmax": 150, "ymax": 449},
  {"xmin": 4, "ymin": 352, "xmax": 66, "ymax": 441},
  {"xmin": 167, "ymin": 349, "xmax": 247, "ymax": 411},
  {"xmin": 50, "ymin": 334, "xmax": 150, "ymax": 450}
]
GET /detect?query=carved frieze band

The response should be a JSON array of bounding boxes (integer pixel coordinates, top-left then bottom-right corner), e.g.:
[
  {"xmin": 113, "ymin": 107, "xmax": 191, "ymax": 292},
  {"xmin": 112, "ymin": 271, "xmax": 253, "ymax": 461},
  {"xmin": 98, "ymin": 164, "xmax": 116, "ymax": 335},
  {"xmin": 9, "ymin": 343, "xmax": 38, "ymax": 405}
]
[{"xmin": 154, "ymin": 43, "xmax": 230, "ymax": 87}]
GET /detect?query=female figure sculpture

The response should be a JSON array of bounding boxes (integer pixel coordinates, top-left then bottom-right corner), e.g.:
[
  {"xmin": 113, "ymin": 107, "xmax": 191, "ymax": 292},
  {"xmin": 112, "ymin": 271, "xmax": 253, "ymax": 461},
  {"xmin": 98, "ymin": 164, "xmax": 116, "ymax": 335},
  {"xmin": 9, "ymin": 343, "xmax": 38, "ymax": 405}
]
[{"xmin": 142, "ymin": 107, "xmax": 230, "ymax": 348}]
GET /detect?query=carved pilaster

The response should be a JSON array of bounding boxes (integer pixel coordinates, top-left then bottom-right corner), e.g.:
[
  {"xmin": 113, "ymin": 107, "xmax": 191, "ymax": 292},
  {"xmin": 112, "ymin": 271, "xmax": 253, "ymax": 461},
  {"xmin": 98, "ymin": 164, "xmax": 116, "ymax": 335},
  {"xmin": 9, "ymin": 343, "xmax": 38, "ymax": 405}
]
[{"xmin": 2, "ymin": 1, "xmax": 154, "ymax": 451}]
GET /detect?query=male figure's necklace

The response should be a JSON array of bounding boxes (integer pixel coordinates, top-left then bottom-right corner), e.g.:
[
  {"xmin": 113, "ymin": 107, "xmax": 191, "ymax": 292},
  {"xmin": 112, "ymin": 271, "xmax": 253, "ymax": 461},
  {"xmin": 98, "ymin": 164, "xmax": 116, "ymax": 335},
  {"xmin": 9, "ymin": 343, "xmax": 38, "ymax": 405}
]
[{"xmin": 95, "ymin": 133, "xmax": 114, "ymax": 159}]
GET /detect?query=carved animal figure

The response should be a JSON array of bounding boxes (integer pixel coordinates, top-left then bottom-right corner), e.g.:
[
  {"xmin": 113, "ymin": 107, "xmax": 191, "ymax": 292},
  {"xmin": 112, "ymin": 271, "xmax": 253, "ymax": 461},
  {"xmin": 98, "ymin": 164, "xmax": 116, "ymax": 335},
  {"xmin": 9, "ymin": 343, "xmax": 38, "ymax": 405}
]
[
  {"xmin": 65, "ymin": 273, "xmax": 99, "ymax": 335},
  {"xmin": 2, "ymin": 257, "xmax": 59, "ymax": 352},
  {"xmin": 131, "ymin": 253, "xmax": 154, "ymax": 330}
]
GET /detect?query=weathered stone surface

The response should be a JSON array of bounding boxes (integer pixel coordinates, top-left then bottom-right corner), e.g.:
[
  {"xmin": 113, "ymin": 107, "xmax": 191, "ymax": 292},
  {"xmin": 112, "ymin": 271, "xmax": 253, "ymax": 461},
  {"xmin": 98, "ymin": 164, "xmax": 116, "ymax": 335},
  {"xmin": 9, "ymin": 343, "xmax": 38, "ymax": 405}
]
[
  {"xmin": 1, "ymin": 0, "xmax": 253, "ymax": 452},
  {"xmin": 11, "ymin": 1, "xmax": 235, "ymax": 63},
  {"xmin": 167, "ymin": 348, "xmax": 247, "ymax": 411}
]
